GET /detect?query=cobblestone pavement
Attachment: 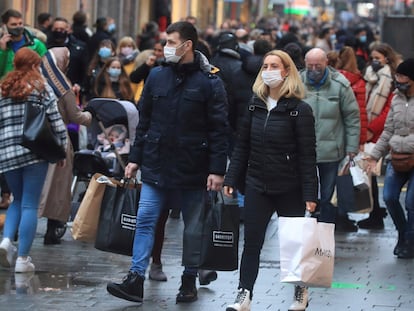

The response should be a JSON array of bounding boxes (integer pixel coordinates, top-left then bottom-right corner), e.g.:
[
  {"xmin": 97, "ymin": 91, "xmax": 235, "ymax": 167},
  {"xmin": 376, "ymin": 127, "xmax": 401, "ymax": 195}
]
[{"xmin": 0, "ymin": 195, "xmax": 413, "ymax": 310}]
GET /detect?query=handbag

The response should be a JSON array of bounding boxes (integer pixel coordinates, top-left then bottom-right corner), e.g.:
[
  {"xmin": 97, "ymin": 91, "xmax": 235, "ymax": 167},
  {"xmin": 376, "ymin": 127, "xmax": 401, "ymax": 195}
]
[
  {"xmin": 94, "ymin": 179, "xmax": 140, "ymax": 256},
  {"xmin": 20, "ymin": 96, "xmax": 66, "ymax": 163},
  {"xmin": 390, "ymin": 151, "xmax": 414, "ymax": 172},
  {"xmin": 71, "ymin": 173, "xmax": 112, "ymax": 242},
  {"xmin": 183, "ymin": 191, "xmax": 240, "ymax": 271},
  {"xmin": 278, "ymin": 216, "xmax": 335, "ymax": 288}
]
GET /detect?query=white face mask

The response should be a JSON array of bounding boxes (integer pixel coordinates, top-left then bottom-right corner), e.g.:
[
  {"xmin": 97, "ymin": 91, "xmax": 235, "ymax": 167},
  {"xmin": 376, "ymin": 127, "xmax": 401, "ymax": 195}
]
[
  {"xmin": 261, "ymin": 70, "xmax": 284, "ymax": 88},
  {"xmin": 163, "ymin": 41, "xmax": 186, "ymax": 63}
]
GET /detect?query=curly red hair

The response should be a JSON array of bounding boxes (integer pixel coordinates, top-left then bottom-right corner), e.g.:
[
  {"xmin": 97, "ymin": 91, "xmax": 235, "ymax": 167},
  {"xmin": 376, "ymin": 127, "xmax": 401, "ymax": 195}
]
[{"xmin": 1, "ymin": 47, "xmax": 45, "ymax": 100}]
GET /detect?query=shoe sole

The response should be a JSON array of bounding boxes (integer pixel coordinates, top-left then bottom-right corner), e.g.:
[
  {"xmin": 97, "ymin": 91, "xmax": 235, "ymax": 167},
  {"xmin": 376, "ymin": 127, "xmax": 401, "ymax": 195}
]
[
  {"xmin": 288, "ymin": 302, "xmax": 309, "ymax": 311},
  {"xmin": 176, "ymin": 296, "xmax": 198, "ymax": 303},
  {"xmin": 0, "ymin": 248, "xmax": 11, "ymax": 267},
  {"xmin": 106, "ymin": 284, "xmax": 143, "ymax": 303},
  {"xmin": 149, "ymin": 275, "xmax": 167, "ymax": 282}
]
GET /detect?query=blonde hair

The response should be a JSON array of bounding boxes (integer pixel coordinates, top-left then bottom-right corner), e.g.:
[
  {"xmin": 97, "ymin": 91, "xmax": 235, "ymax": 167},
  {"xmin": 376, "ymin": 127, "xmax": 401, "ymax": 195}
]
[
  {"xmin": 252, "ymin": 50, "xmax": 305, "ymax": 102},
  {"xmin": 117, "ymin": 36, "xmax": 137, "ymax": 54}
]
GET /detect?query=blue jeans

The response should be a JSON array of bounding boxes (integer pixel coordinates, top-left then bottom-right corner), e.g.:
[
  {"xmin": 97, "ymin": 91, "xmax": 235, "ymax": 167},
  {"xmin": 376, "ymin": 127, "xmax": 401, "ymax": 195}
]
[
  {"xmin": 3, "ymin": 162, "xmax": 48, "ymax": 256},
  {"xmin": 383, "ymin": 162, "xmax": 414, "ymax": 241},
  {"xmin": 130, "ymin": 182, "xmax": 205, "ymax": 277},
  {"xmin": 317, "ymin": 161, "xmax": 340, "ymax": 223}
]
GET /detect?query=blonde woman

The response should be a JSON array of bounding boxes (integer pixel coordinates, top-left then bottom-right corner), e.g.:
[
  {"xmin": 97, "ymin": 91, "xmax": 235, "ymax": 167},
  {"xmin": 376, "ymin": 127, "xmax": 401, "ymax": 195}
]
[
  {"xmin": 224, "ymin": 50, "xmax": 318, "ymax": 311},
  {"xmin": 116, "ymin": 36, "xmax": 140, "ymax": 100}
]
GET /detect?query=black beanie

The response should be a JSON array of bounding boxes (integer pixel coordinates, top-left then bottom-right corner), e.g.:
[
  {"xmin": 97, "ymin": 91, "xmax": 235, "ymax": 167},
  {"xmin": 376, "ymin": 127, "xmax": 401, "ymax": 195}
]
[{"xmin": 396, "ymin": 58, "xmax": 414, "ymax": 81}]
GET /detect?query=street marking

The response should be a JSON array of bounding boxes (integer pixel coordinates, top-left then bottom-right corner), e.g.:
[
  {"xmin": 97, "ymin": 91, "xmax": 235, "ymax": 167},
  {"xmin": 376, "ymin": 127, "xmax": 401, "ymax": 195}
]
[{"xmin": 331, "ymin": 282, "xmax": 396, "ymax": 291}]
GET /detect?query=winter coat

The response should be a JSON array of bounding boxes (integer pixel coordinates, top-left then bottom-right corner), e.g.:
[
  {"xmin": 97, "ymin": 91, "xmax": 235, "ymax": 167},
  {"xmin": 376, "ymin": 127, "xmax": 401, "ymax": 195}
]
[
  {"xmin": 224, "ymin": 95, "xmax": 318, "ymax": 202},
  {"xmin": 339, "ymin": 69, "xmax": 368, "ymax": 144},
  {"xmin": 370, "ymin": 90, "xmax": 414, "ymax": 159},
  {"xmin": 300, "ymin": 67, "xmax": 360, "ymax": 162},
  {"xmin": 128, "ymin": 53, "xmax": 229, "ymax": 189},
  {"xmin": 39, "ymin": 49, "xmax": 92, "ymax": 222}
]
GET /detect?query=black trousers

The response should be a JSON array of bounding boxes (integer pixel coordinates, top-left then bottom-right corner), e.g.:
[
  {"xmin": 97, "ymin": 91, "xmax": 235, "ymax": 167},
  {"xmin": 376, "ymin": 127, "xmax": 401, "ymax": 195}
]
[
  {"xmin": 0, "ymin": 173, "xmax": 10, "ymax": 195},
  {"xmin": 239, "ymin": 185, "xmax": 305, "ymax": 295}
]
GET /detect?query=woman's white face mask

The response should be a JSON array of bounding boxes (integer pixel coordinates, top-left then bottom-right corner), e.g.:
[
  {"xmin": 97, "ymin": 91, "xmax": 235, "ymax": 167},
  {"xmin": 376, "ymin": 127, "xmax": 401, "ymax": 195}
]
[{"xmin": 261, "ymin": 69, "xmax": 284, "ymax": 88}]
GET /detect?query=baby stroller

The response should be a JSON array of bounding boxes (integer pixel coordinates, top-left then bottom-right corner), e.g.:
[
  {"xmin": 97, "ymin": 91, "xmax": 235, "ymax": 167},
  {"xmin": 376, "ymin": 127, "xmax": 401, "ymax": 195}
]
[{"xmin": 55, "ymin": 98, "xmax": 139, "ymax": 238}]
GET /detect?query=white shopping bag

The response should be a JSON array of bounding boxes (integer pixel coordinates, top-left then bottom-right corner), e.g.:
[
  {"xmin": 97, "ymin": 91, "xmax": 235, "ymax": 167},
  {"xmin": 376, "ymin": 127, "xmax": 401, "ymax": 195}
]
[{"xmin": 278, "ymin": 217, "xmax": 335, "ymax": 288}]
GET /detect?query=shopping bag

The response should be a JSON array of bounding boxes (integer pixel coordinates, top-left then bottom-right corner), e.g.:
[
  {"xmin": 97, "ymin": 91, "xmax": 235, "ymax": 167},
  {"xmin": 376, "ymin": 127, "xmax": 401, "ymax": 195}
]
[
  {"xmin": 336, "ymin": 159, "xmax": 372, "ymax": 213},
  {"xmin": 94, "ymin": 179, "xmax": 140, "ymax": 256},
  {"xmin": 183, "ymin": 191, "xmax": 240, "ymax": 271},
  {"xmin": 200, "ymin": 191, "xmax": 240, "ymax": 271},
  {"xmin": 71, "ymin": 173, "xmax": 112, "ymax": 242},
  {"xmin": 279, "ymin": 216, "xmax": 335, "ymax": 288}
]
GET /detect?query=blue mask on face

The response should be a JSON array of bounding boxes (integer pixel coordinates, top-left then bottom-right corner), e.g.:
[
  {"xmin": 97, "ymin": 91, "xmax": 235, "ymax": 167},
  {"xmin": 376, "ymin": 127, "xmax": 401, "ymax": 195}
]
[
  {"xmin": 359, "ymin": 35, "xmax": 367, "ymax": 43},
  {"xmin": 108, "ymin": 23, "xmax": 116, "ymax": 33},
  {"xmin": 98, "ymin": 47, "xmax": 112, "ymax": 59},
  {"xmin": 107, "ymin": 68, "xmax": 121, "ymax": 78}
]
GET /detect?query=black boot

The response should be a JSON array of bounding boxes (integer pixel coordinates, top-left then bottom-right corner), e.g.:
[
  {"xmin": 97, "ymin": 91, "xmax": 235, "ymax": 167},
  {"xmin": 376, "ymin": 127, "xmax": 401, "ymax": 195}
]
[
  {"xmin": 176, "ymin": 274, "xmax": 197, "ymax": 303},
  {"xmin": 397, "ymin": 240, "xmax": 414, "ymax": 259},
  {"xmin": 44, "ymin": 219, "xmax": 61, "ymax": 245},
  {"xmin": 357, "ymin": 207, "xmax": 387, "ymax": 230},
  {"xmin": 335, "ymin": 215, "xmax": 358, "ymax": 232},
  {"xmin": 107, "ymin": 271, "xmax": 144, "ymax": 302},
  {"xmin": 198, "ymin": 269, "xmax": 217, "ymax": 285},
  {"xmin": 393, "ymin": 232, "xmax": 406, "ymax": 256}
]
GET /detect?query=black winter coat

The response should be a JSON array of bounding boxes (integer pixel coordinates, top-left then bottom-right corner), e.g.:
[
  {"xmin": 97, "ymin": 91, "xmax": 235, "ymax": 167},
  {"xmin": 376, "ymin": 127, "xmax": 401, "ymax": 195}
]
[
  {"xmin": 224, "ymin": 95, "xmax": 318, "ymax": 202},
  {"xmin": 128, "ymin": 54, "xmax": 229, "ymax": 189}
]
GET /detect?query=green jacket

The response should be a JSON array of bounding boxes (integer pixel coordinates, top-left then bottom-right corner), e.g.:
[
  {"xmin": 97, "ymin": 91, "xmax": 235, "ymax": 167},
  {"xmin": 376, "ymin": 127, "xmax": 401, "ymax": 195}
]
[
  {"xmin": 300, "ymin": 67, "xmax": 360, "ymax": 163},
  {"xmin": 0, "ymin": 29, "xmax": 47, "ymax": 78}
]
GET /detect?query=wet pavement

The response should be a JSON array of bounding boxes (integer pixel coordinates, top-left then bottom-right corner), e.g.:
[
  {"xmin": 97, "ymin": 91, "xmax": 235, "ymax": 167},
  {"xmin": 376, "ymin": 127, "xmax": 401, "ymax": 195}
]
[{"xmin": 0, "ymin": 182, "xmax": 414, "ymax": 311}]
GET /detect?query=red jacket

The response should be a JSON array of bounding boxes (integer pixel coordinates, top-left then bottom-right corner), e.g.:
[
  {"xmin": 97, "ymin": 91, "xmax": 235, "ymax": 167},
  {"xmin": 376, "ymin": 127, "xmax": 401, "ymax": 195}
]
[
  {"xmin": 339, "ymin": 70, "xmax": 368, "ymax": 144},
  {"xmin": 368, "ymin": 92, "xmax": 393, "ymax": 143}
]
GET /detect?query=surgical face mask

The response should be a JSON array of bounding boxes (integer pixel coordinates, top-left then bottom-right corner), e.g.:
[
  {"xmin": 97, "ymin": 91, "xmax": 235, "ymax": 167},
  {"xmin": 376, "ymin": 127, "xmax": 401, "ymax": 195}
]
[
  {"xmin": 98, "ymin": 47, "xmax": 112, "ymax": 59},
  {"xmin": 359, "ymin": 35, "xmax": 367, "ymax": 43},
  {"xmin": 330, "ymin": 34, "xmax": 336, "ymax": 41},
  {"xmin": 108, "ymin": 23, "xmax": 116, "ymax": 33},
  {"xmin": 107, "ymin": 68, "xmax": 121, "ymax": 78},
  {"xmin": 163, "ymin": 41, "xmax": 186, "ymax": 64},
  {"xmin": 261, "ymin": 70, "xmax": 284, "ymax": 88},
  {"xmin": 7, "ymin": 26, "xmax": 24, "ymax": 37},
  {"xmin": 395, "ymin": 81, "xmax": 411, "ymax": 94},
  {"xmin": 121, "ymin": 46, "xmax": 133, "ymax": 56},
  {"xmin": 307, "ymin": 68, "xmax": 325, "ymax": 83},
  {"xmin": 371, "ymin": 60, "xmax": 383, "ymax": 72}
]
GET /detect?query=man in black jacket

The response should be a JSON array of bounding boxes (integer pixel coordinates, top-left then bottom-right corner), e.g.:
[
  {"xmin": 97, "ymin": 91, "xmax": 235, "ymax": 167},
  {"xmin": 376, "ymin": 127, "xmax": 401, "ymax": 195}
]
[
  {"xmin": 47, "ymin": 17, "xmax": 88, "ymax": 95},
  {"xmin": 106, "ymin": 21, "xmax": 229, "ymax": 305}
]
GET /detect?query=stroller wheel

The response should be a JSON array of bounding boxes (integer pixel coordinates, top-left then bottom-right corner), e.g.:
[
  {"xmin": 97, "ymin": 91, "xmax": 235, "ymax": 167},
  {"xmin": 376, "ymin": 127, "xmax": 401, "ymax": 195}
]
[{"xmin": 54, "ymin": 222, "xmax": 67, "ymax": 239}]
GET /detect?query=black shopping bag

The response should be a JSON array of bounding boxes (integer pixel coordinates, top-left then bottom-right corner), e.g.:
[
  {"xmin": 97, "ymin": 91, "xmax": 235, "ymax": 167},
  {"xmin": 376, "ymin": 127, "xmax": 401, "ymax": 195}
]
[
  {"xmin": 336, "ymin": 174, "xmax": 371, "ymax": 213},
  {"xmin": 94, "ymin": 180, "xmax": 140, "ymax": 256},
  {"xmin": 199, "ymin": 191, "xmax": 240, "ymax": 271}
]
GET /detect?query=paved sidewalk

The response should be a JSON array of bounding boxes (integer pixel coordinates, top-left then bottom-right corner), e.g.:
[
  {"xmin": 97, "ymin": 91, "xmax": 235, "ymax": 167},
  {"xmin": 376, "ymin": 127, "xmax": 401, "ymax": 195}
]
[{"xmin": 0, "ymin": 210, "xmax": 413, "ymax": 311}]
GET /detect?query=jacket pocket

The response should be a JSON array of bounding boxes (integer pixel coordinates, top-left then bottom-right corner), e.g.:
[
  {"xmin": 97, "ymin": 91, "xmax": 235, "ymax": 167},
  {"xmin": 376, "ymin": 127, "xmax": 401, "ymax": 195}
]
[{"xmin": 142, "ymin": 132, "xmax": 161, "ymax": 170}]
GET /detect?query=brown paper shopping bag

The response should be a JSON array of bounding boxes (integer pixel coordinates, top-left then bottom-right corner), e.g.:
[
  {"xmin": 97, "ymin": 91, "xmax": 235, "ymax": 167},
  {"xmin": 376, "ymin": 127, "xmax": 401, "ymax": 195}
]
[{"xmin": 71, "ymin": 173, "xmax": 113, "ymax": 242}]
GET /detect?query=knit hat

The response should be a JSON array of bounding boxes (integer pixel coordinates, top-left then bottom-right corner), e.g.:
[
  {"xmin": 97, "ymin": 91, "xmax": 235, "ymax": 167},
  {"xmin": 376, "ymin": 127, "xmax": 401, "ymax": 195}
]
[{"xmin": 396, "ymin": 58, "xmax": 414, "ymax": 81}]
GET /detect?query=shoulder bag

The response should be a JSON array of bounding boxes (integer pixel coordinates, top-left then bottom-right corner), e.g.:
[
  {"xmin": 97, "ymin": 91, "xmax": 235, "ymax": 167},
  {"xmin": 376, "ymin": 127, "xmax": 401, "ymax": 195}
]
[{"xmin": 20, "ymin": 95, "xmax": 66, "ymax": 163}]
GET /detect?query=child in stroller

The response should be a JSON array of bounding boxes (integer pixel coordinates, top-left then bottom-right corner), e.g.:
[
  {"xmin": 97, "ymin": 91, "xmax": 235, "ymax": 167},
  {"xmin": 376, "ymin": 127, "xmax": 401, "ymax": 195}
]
[{"xmin": 96, "ymin": 124, "xmax": 130, "ymax": 172}]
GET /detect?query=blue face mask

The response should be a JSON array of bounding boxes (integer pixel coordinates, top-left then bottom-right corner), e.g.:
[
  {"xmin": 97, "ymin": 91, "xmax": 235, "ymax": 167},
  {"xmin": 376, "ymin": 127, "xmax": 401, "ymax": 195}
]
[
  {"xmin": 359, "ymin": 35, "xmax": 367, "ymax": 43},
  {"xmin": 108, "ymin": 23, "xmax": 116, "ymax": 33},
  {"xmin": 107, "ymin": 68, "xmax": 121, "ymax": 78},
  {"xmin": 98, "ymin": 47, "xmax": 112, "ymax": 59}
]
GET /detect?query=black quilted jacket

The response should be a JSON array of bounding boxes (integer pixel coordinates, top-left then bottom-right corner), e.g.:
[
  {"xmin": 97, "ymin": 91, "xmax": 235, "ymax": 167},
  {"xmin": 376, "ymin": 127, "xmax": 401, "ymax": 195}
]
[{"xmin": 224, "ymin": 95, "xmax": 318, "ymax": 202}]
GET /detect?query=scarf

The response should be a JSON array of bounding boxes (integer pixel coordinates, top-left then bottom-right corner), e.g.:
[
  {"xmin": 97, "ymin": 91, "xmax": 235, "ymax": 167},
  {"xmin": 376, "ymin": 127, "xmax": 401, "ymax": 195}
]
[
  {"xmin": 41, "ymin": 50, "xmax": 72, "ymax": 98},
  {"xmin": 364, "ymin": 64, "xmax": 393, "ymax": 121}
]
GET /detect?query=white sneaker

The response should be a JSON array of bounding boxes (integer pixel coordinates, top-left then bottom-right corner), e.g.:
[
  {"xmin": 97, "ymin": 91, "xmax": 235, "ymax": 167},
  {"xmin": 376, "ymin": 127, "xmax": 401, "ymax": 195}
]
[
  {"xmin": 0, "ymin": 238, "xmax": 17, "ymax": 267},
  {"xmin": 15, "ymin": 256, "xmax": 35, "ymax": 273},
  {"xmin": 226, "ymin": 288, "xmax": 251, "ymax": 311},
  {"xmin": 288, "ymin": 286, "xmax": 309, "ymax": 311}
]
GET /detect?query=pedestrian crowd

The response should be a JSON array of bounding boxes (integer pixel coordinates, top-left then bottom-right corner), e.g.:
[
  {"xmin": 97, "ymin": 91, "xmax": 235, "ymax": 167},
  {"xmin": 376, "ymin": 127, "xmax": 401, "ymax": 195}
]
[{"xmin": 0, "ymin": 7, "xmax": 414, "ymax": 311}]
